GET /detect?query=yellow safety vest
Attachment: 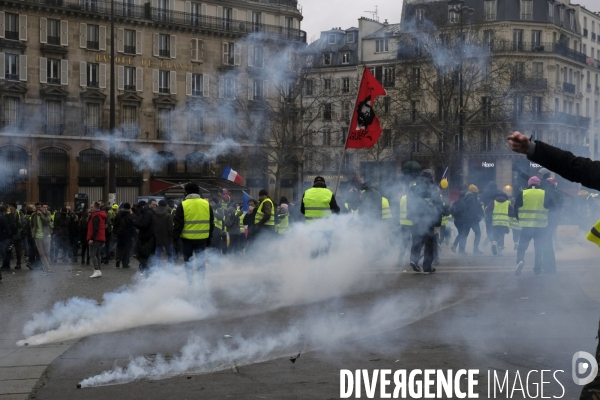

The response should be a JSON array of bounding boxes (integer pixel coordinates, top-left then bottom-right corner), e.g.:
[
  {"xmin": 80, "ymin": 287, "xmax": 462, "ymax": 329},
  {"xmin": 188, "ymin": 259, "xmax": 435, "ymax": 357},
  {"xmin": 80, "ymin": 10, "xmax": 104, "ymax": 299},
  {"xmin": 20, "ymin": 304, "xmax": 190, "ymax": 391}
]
[
  {"xmin": 303, "ymin": 188, "xmax": 333, "ymax": 221},
  {"xmin": 255, "ymin": 198, "xmax": 275, "ymax": 226},
  {"xmin": 181, "ymin": 198, "xmax": 211, "ymax": 240},
  {"xmin": 586, "ymin": 220, "xmax": 600, "ymax": 247},
  {"xmin": 382, "ymin": 197, "xmax": 392, "ymax": 220},
  {"xmin": 344, "ymin": 203, "xmax": 359, "ymax": 214},
  {"xmin": 399, "ymin": 195, "xmax": 412, "ymax": 226},
  {"xmin": 509, "ymin": 217, "xmax": 521, "ymax": 230},
  {"xmin": 239, "ymin": 214, "xmax": 245, "ymax": 231},
  {"xmin": 276, "ymin": 214, "xmax": 290, "ymax": 234},
  {"xmin": 518, "ymin": 188, "xmax": 548, "ymax": 228},
  {"xmin": 50, "ymin": 212, "xmax": 55, "ymax": 229},
  {"xmin": 492, "ymin": 200, "xmax": 510, "ymax": 227},
  {"xmin": 214, "ymin": 215, "xmax": 223, "ymax": 231}
]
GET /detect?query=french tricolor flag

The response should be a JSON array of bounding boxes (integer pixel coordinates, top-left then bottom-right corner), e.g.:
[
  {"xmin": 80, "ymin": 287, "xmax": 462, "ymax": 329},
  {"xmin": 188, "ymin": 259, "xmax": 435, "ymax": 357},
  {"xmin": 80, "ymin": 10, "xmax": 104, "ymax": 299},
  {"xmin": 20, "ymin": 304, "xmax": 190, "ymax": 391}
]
[{"xmin": 222, "ymin": 166, "xmax": 243, "ymax": 184}]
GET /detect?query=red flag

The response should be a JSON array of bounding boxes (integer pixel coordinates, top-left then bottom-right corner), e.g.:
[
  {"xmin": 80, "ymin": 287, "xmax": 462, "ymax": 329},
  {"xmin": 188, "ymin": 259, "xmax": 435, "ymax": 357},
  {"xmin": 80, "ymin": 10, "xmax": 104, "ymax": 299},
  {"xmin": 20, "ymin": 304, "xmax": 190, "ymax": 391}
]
[{"xmin": 345, "ymin": 67, "xmax": 387, "ymax": 149}]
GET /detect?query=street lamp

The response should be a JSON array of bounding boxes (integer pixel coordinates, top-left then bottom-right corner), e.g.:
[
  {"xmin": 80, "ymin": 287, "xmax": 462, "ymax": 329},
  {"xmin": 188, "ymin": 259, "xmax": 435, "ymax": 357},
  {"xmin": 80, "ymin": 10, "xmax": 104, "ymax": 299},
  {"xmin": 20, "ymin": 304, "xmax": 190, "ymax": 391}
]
[
  {"xmin": 448, "ymin": 0, "xmax": 474, "ymax": 187},
  {"xmin": 108, "ymin": 0, "xmax": 116, "ymax": 206}
]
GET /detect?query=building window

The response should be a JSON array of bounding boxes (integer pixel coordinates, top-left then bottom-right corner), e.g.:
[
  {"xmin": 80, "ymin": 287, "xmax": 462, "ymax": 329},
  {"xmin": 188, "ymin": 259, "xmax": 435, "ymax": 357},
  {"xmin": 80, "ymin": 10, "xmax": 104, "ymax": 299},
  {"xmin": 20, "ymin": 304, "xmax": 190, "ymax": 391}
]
[
  {"xmin": 411, "ymin": 100, "xmax": 419, "ymax": 123},
  {"xmin": 157, "ymin": 0, "xmax": 168, "ymax": 21},
  {"xmin": 375, "ymin": 39, "xmax": 389, "ymax": 53},
  {"xmin": 157, "ymin": 107, "xmax": 171, "ymax": 138},
  {"xmin": 124, "ymin": 29, "xmax": 136, "ymax": 54},
  {"xmin": 342, "ymin": 52, "xmax": 350, "ymax": 65},
  {"xmin": 323, "ymin": 53, "xmax": 332, "ymax": 66},
  {"xmin": 85, "ymin": 103, "xmax": 101, "ymax": 135},
  {"xmin": 159, "ymin": 70, "xmax": 170, "ymax": 94},
  {"xmin": 384, "ymin": 67, "xmax": 395, "ymax": 88},
  {"xmin": 4, "ymin": 13, "xmax": 18, "ymax": 40},
  {"xmin": 481, "ymin": 130, "xmax": 492, "ymax": 152},
  {"xmin": 253, "ymin": 80, "xmax": 264, "ymax": 100},
  {"xmin": 124, "ymin": 66, "xmax": 135, "ymax": 90},
  {"xmin": 222, "ymin": 7, "xmax": 232, "ymax": 31},
  {"xmin": 87, "ymin": 24, "xmax": 99, "ymax": 50},
  {"xmin": 189, "ymin": 112, "xmax": 205, "ymax": 141},
  {"xmin": 548, "ymin": 1, "xmax": 554, "ymax": 18},
  {"xmin": 3, "ymin": 97, "xmax": 19, "ymax": 129},
  {"xmin": 252, "ymin": 45, "xmax": 264, "ymax": 68},
  {"xmin": 513, "ymin": 29, "xmax": 524, "ymax": 51},
  {"xmin": 328, "ymin": 34, "xmax": 336, "ymax": 44},
  {"xmin": 412, "ymin": 67, "xmax": 420, "ymax": 87},
  {"xmin": 520, "ymin": 0, "xmax": 532, "ymax": 20},
  {"xmin": 484, "ymin": 0, "xmax": 496, "ymax": 21},
  {"xmin": 190, "ymin": 3, "xmax": 201, "ymax": 26},
  {"xmin": 448, "ymin": 7, "xmax": 460, "ymax": 24},
  {"xmin": 324, "ymin": 78, "xmax": 331, "ymax": 91},
  {"xmin": 341, "ymin": 78, "xmax": 350, "ymax": 94},
  {"xmin": 569, "ymin": 12, "xmax": 574, "ymax": 28},
  {"xmin": 223, "ymin": 42, "xmax": 234, "ymax": 65},
  {"xmin": 87, "ymin": 63, "xmax": 99, "ymax": 87},
  {"xmin": 48, "ymin": 19, "xmax": 61, "ymax": 45},
  {"xmin": 221, "ymin": 76, "xmax": 235, "ymax": 99},
  {"xmin": 159, "ymin": 34, "xmax": 170, "ymax": 57},
  {"xmin": 383, "ymin": 96, "xmax": 390, "ymax": 114},
  {"xmin": 121, "ymin": 0, "xmax": 135, "ymax": 17},
  {"xmin": 251, "ymin": 12, "xmax": 261, "ymax": 32},
  {"xmin": 514, "ymin": 95, "xmax": 524, "ymax": 116},
  {"xmin": 323, "ymin": 128, "xmax": 331, "ymax": 145},
  {"xmin": 532, "ymin": 96, "xmax": 542, "ymax": 117},
  {"xmin": 305, "ymin": 79, "xmax": 313, "ymax": 96},
  {"xmin": 482, "ymin": 96, "xmax": 492, "ymax": 119},
  {"xmin": 416, "ymin": 8, "xmax": 424, "ymax": 22},
  {"xmin": 559, "ymin": 7, "xmax": 564, "ymax": 23},
  {"xmin": 122, "ymin": 105, "xmax": 137, "ymax": 137},
  {"xmin": 46, "ymin": 100, "xmax": 62, "ymax": 135},
  {"xmin": 382, "ymin": 129, "xmax": 391, "ymax": 148},
  {"xmin": 191, "ymin": 73, "xmax": 203, "ymax": 96},
  {"xmin": 47, "ymin": 58, "xmax": 61, "ymax": 84},
  {"xmin": 323, "ymin": 103, "xmax": 332, "ymax": 120},
  {"xmin": 342, "ymin": 101, "xmax": 351, "ymax": 123},
  {"xmin": 347, "ymin": 32, "xmax": 355, "ymax": 43},
  {"xmin": 5, "ymin": 54, "xmax": 19, "ymax": 81},
  {"xmin": 413, "ymin": 133, "xmax": 420, "ymax": 153}
]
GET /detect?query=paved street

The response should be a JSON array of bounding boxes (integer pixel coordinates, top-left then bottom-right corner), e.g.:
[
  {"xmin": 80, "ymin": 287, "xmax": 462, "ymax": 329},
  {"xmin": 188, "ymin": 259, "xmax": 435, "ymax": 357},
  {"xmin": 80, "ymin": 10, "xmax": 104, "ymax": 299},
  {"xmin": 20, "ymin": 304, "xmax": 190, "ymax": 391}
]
[{"xmin": 1, "ymin": 232, "xmax": 599, "ymax": 400}]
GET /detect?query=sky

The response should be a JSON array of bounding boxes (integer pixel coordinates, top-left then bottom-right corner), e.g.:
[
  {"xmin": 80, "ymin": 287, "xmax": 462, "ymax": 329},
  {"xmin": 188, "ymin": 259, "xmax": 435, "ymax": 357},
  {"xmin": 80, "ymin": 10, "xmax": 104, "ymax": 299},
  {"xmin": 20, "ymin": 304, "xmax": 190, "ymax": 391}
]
[{"xmin": 299, "ymin": 0, "xmax": 600, "ymax": 44}]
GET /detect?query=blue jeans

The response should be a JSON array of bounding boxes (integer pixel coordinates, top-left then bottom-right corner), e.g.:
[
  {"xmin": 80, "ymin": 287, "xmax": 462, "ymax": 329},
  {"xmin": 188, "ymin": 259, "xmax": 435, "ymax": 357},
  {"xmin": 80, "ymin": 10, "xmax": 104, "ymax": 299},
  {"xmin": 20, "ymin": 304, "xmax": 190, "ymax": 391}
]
[
  {"xmin": 181, "ymin": 239, "xmax": 208, "ymax": 280},
  {"xmin": 154, "ymin": 243, "xmax": 175, "ymax": 263}
]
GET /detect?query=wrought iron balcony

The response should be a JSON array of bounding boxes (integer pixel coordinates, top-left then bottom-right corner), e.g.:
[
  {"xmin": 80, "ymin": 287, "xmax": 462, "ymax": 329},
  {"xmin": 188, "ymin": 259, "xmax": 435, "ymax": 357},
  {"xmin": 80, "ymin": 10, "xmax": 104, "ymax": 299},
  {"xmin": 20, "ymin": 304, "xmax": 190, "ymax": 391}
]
[
  {"xmin": 45, "ymin": 123, "xmax": 63, "ymax": 135},
  {"xmin": 5, "ymin": 31, "xmax": 19, "ymax": 40},
  {"xmin": 47, "ymin": 36, "xmax": 61, "ymax": 45},
  {"xmin": 87, "ymin": 40, "xmax": 99, "ymax": 50},
  {"xmin": 563, "ymin": 82, "xmax": 576, "ymax": 94},
  {"xmin": 124, "ymin": 45, "xmax": 136, "ymax": 54}
]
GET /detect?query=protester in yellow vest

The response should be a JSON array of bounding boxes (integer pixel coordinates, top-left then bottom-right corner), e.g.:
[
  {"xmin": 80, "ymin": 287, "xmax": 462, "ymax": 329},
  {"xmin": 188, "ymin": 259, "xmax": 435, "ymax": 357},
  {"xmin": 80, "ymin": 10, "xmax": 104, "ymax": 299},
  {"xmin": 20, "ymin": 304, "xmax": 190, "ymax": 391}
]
[
  {"xmin": 398, "ymin": 191, "xmax": 413, "ymax": 265},
  {"xmin": 514, "ymin": 176, "xmax": 555, "ymax": 276},
  {"xmin": 484, "ymin": 191, "xmax": 513, "ymax": 257},
  {"xmin": 255, "ymin": 189, "xmax": 275, "ymax": 238},
  {"xmin": 301, "ymin": 176, "xmax": 340, "ymax": 257},
  {"xmin": 210, "ymin": 198, "xmax": 228, "ymax": 254},
  {"xmin": 173, "ymin": 183, "xmax": 214, "ymax": 280},
  {"xmin": 275, "ymin": 198, "xmax": 291, "ymax": 235}
]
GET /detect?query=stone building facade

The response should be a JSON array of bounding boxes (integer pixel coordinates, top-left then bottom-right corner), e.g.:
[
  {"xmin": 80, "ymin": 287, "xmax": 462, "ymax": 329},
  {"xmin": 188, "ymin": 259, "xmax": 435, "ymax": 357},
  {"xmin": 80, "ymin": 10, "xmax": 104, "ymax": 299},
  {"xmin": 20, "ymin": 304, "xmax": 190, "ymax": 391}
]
[{"xmin": 0, "ymin": 0, "xmax": 305, "ymax": 207}]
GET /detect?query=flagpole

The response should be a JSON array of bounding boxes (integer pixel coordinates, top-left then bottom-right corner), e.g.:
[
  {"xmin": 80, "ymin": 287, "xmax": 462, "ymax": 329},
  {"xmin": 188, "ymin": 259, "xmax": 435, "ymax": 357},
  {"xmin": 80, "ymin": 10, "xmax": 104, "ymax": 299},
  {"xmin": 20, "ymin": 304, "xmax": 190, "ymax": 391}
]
[{"xmin": 333, "ymin": 127, "xmax": 352, "ymax": 196}]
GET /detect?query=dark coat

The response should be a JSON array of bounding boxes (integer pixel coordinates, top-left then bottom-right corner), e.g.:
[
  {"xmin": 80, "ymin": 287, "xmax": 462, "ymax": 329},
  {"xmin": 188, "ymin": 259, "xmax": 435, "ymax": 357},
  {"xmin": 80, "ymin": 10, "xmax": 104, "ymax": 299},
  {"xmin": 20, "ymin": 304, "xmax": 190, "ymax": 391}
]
[
  {"xmin": 53, "ymin": 212, "xmax": 71, "ymax": 237},
  {"xmin": 358, "ymin": 182, "xmax": 382, "ymax": 220},
  {"xmin": 0, "ymin": 215, "xmax": 12, "ymax": 241},
  {"xmin": 153, "ymin": 206, "xmax": 174, "ymax": 246},
  {"xmin": 131, "ymin": 207, "xmax": 155, "ymax": 242},
  {"xmin": 113, "ymin": 209, "xmax": 135, "ymax": 237},
  {"xmin": 407, "ymin": 177, "xmax": 444, "ymax": 233}
]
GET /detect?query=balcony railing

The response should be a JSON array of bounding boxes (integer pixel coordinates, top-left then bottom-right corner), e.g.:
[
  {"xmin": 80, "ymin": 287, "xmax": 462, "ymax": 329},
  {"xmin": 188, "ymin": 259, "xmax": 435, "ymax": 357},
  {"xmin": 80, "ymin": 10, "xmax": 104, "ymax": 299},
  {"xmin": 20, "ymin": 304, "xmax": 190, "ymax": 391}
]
[
  {"xmin": 159, "ymin": 49, "xmax": 170, "ymax": 57},
  {"xmin": 563, "ymin": 82, "xmax": 576, "ymax": 94},
  {"xmin": 87, "ymin": 40, "xmax": 99, "ymax": 50},
  {"xmin": 587, "ymin": 83, "xmax": 592, "ymax": 92},
  {"xmin": 5, "ymin": 73, "xmax": 19, "ymax": 81},
  {"xmin": 124, "ymin": 84, "xmax": 135, "ymax": 90},
  {"xmin": 124, "ymin": 45, "xmax": 136, "ymax": 54},
  {"xmin": 87, "ymin": 81, "xmax": 99, "ymax": 88},
  {"xmin": 492, "ymin": 41, "xmax": 588, "ymax": 64},
  {"xmin": 121, "ymin": 127, "xmax": 138, "ymax": 138},
  {"xmin": 584, "ymin": 29, "xmax": 589, "ymax": 37},
  {"xmin": 47, "ymin": 77, "xmax": 61, "ymax": 84},
  {"xmin": 47, "ymin": 36, "xmax": 61, "ymax": 45},
  {"xmin": 159, "ymin": 86, "xmax": 169, "ymax": 94},
  {"xmin": 510, "ymin": 77, "xmax": 547, "ymax": 90},
  {"xmin": 192, "ymin": 89, "xmax": 203, "ymax": 96},
  {"xmin": 45, "ymin": 123, "xmax": 63, "ymax": 135},
  {"xmin": 593, "ymin": 33, "xmax": 597, "ymax": 41},
  {"xmin": 5, "ymin": 31, "xmax": 19, "ymax": 40},
  {"xmin": 85, "ymin": 126, "xmax": 100, "ymax": 135},
  {"xmin": 6, "ymin": 0, "xmax": 306, "ymax": 43}
]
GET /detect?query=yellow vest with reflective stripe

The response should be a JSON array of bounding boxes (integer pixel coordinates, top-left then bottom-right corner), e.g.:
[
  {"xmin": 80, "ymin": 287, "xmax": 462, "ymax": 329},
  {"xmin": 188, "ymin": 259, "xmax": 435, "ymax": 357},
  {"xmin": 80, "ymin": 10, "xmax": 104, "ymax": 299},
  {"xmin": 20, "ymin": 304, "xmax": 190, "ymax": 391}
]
[
  {"xmin": 214, "ymin": 214, "xmax": 223, "ymax": 231},
  {"xmin": 239, "ymin": 214, "xmax": 245, "ymax": 231},
  {"xmin": 518, "ymin": 188, "xmax": 548, "ymax": 228},
  {"xmin": 255, "ymin": 198, "xmax": 275, "ymax": 226},
  {"xmin": 382, "ymin": 197, "xmax": 392, "ymax": 220},
  {"xmin": 492, "ymin": 200, "xmax": 510, "ymax": 227},
  {"xmin": 181, "ymin": 198, "xmax": 211, "ymax": 239},
  {"xmin": 303, "ymin": 188, "xmax": 333, "ymax": 221},
  {"xmin": 344, "ymin": 203, "xmax": 359, "ymax": 214},
  {"xmin": 399, "ymin": 195, "xmax": 412, "ymax": 226},
  {"xmin": 276, "ymin": 214, "xmax": 290, "ymax": 234},
  {"xmin": 586, "ymin": 220, "xmax": 600, "ymax": 247},
  {"xmin": 509, "ymin": 217, "xmax": 521, "ymax": 230}
]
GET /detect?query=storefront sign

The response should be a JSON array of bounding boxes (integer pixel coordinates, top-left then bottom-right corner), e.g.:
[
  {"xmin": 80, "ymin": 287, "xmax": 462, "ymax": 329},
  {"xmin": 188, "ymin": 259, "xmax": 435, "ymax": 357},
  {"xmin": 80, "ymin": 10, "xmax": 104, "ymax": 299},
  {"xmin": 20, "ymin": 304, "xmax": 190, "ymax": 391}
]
[
  {"xmin": 94, "ymin": 54, "xmax": 195, "ymax": 71},
  {"xmin": 481, "ymin": 162, "xmax": 495, "ymax": 168},
  {"xmin": 305, "ymin": 175, "xmax": 347, "ymax": 181},
  {"xmin": 530, "ymin": 162, "xmax": 542, "ymax": 168}
]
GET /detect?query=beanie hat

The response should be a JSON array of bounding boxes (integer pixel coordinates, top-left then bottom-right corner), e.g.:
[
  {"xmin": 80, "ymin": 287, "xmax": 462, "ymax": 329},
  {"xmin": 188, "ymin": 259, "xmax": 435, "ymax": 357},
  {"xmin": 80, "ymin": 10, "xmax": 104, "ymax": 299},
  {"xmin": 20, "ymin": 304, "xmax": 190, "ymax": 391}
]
[
  {"xmin": 112, "ymin": 204, "xmax": 119, "ymax": 210},
  {"xmin": 122, "ymin": 203, "xmax": 131, "ymax": 209},
  {"xmin": 314, "ymin": 176, "xmax": 326, "ymax": 184},
  {"xmin": 468, "ymin": 184, "xmax": 479, "ymax": 193},
  {"xmin": 528, "ymin": 176, "xmax": 541, "ymax": 187}
]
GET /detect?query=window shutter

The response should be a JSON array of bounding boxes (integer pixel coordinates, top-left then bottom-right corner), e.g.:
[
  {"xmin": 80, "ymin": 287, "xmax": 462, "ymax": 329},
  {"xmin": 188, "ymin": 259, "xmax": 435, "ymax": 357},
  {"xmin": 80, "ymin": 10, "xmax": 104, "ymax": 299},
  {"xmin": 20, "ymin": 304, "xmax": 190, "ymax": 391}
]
[
  {"xmin": 293, "ymin": 19, "xmax": 298, "ymax": 29},
  {"xmin": 99, "ymin": 63, "xmax": 106, "ymax": 88},
  {"xmin": 61, "ymin": 59, "xmax": 68, "ymax": 85},
  {"xmin": 264, "ymin": 80, "xmax": 269, "ymax": 98},
  {"xmin": 60, "ymin": 20, "xmax": 68, "ymax": 46},
  {"xmin": 170, "ymin": 70, "xmax": 177, "ymax": 94},
  {"xmin": 248, "ymin": 78, "xmax": 253, "ymax": 100},
  {"xmin": 136, "ymin": 31, "xmax": 142, "ymax": 55},
  {"xmin": 168, "ymin": 0, "xmax": 174, "ymax": 11},
  {"xmin": 19, "ymin": 55, "xmax": 27, "ymax": 82},
  {"xmin": 151, "ymin": 0, "xmax": 157, "ymax": 8},
  {"xmin": 79, "ymin": 23, "xmax": 87, "ymax": 48},
  {"xmin": 99, "ymin": 26, "xmax": 106, "ymax": 50},
  {"xmin": 234, "ymin": 43, "xmax": 241, "ymax": 65},
  {"xmin": 191, "ymin": 39, "xmax": 197, "ymax": 61},
  {"xmin": 117, "ymin": 28, "xmax": 124, "ymax": 53},
  {"xmin": 0, "ymin": 13, "xmax": 4, "ymax": 39},
  {"xmin": 280, "ymin": 16, "xmax": 285, "ymax": 27},
  {"xmin": 19, "ymin": 15, "xmax": 27, "ymax": 41},
  {"xmin": 248, "ymin": 45, "xmax": 254, "ymax": 67},
  {"xmin": 39, "ymin": 57, "xmax": 47, "ymax": 83},
  {"xmin": 136, "ymin": 67, "xmax": 143, "ymax": 91},
  {"xmin": 184, "ymin": 1, "xmax": 191, "ymax": 13},
  {"xmin": 203, "ymin": 74, "xmax": 209, "ymax": 97},
  {"xmin": 198, "ymin": 40, "xmax": 203, "ymax": 61},
  {"xmin": 152, "ymin": 69, "xmax": 159, "ymax": 93},
  {"xmin": 40, "ymin": 17, "xmax": 47, "ymax": 44},
  {"xmin": 153, "ymin": 33, "xmax": 159, "ymax": 56},
  {"xmin": 80, "ymin": 61, "xmax": 87, "ymax": 87},
  {"xmin": 0, "ymin": 53, "xmax": 4, "ymax": 79},
  {"xmin": 170, "ymin": 35, "xmax": 177, "ymax": 58},
  {"xmin": 217, "ymin": 6, "xmax": 222, "ymax": 18},
  {"xmin": 232, "ymin": 8, "xmax": 238, "ymax": 21},
  {"xmin": 201, "ymin": 4, "xmax": 207, "ymax": 16},
  {"xmin": 222, "ymin": 42, "xmax": 228, "ymax": 64},
  {"xmin": 186, "ymin": 72, "xmax": 192, "ymax": 96},
  {"xmin": 247, "ymin": 10, "xmax": 252, "ymax": 21},
  {"xmin": 117, "ymin": 65, "xmax": 124, "ymax": 90},
  {"xmin": 219, "ymin": 77, "xmax": 224, "ymax": 98}
]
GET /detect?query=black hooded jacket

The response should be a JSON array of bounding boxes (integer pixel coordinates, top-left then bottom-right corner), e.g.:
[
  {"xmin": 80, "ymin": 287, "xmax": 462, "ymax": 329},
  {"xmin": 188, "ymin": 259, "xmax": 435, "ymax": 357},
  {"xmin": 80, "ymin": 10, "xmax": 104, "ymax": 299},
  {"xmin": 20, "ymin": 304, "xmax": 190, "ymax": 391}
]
[{"xmin": 407, "ymin": 177, "xmax": 444, "ymax": 232}]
